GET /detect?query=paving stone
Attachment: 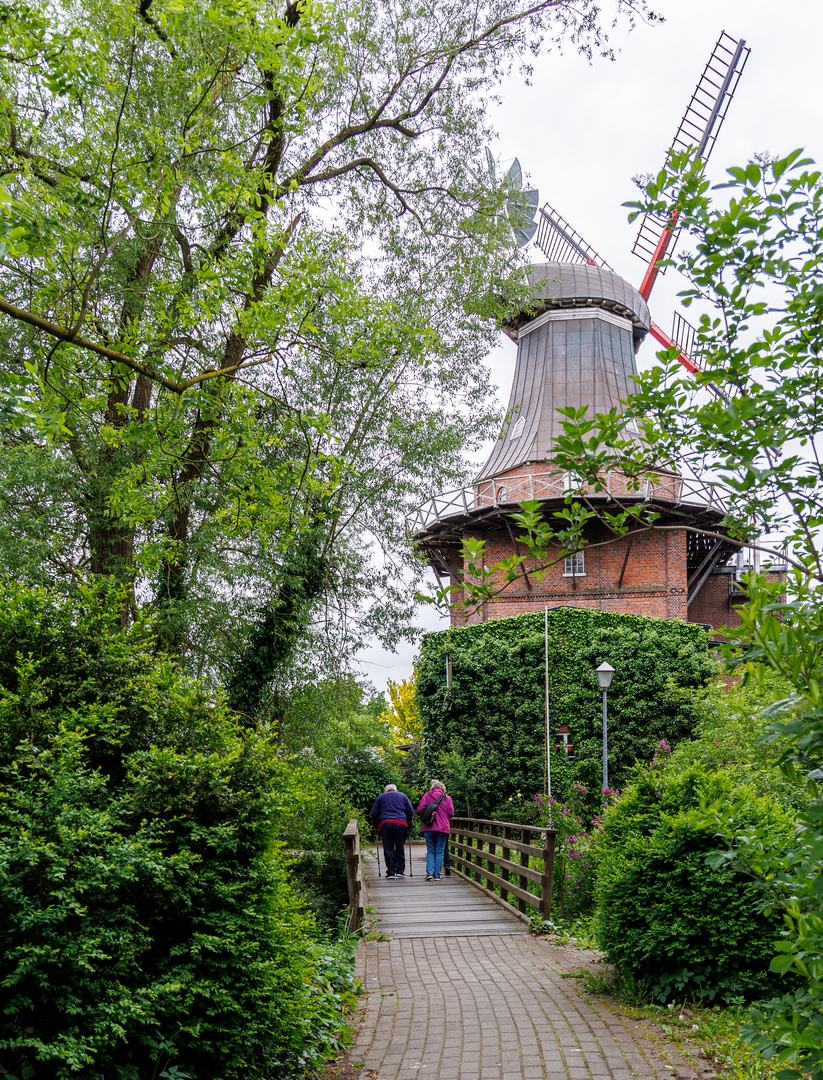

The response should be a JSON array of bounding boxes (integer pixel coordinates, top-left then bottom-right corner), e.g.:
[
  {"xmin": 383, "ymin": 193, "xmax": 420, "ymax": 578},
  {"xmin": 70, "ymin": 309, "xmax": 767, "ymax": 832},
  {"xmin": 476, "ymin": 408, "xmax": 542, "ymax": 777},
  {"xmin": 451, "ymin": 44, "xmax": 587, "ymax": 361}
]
[{"xmin": 343, "ymin": 848, "xmax": 701, "ymax": 1080}]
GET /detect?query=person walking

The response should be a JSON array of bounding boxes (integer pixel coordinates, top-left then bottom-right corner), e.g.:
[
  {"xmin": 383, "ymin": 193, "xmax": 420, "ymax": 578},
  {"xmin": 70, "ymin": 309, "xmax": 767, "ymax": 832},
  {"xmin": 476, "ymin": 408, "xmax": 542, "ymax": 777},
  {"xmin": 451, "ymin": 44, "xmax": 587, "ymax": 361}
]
[
  {"xmin": 370, "ymin": 783, "xmax": 415, "ymax": 879},
  {"xmin": 417, "ymin": 779, "xmax": 454, "ymax": 881}
]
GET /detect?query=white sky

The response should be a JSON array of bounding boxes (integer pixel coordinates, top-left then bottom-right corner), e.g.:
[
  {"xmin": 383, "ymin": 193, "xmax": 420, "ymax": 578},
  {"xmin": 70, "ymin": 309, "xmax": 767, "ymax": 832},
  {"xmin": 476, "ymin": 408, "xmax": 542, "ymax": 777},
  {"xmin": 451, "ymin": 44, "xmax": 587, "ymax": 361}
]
[{"xmin": 357, "ymin": 0, "xmax": 823, "ymax": 696}]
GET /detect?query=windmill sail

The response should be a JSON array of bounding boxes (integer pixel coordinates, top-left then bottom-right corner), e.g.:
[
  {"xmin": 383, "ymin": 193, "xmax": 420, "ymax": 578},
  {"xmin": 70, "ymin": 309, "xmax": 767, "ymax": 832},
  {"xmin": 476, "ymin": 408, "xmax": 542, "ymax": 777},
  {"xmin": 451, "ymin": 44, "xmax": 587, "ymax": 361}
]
[
  {"xmin": 535, "ymin": 203, "xmax": 613, "ymax": 271},
  {"xmin": 633, "ymin": 32, "xmax": 750, "ymax": 295},
  {"xmin": 671, "ymin": 310, "xmax": 700, "ymax": 363}
]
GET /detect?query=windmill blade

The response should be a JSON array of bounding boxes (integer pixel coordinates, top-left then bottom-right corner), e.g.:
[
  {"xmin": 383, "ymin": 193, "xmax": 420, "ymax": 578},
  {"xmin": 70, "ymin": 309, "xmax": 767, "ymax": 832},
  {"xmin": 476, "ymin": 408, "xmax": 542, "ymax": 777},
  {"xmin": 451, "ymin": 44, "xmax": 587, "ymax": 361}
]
[
  {"xmin": 521, "ymin": 189, "xmax": 539, "ymax": 215},
  {"xmin": 534, "ymin": 202, "xmax": 614, "ymax": 270},
  {"xmin": 511, "ymin": 219, "xmax": 538, "ymax": 246},
  {"xmin": 506, "ymin": 158, "xmax": 523, "ymax": 189},
  {"xmin": 671, "ymin": 310, "xmax": 701, "ymax": 363},
  {"xmin": 633, "ymin": 32, "xmax": 750, "ymax": 299},
  {"xmin": 650, "ymin": 315, "xmax": 729, "ymax": 403}
]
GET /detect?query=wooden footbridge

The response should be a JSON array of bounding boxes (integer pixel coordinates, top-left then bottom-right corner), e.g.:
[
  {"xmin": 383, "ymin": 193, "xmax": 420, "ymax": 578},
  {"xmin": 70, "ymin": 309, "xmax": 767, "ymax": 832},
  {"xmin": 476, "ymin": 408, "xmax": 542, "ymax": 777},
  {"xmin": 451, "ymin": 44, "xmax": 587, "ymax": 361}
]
[
  {"xmin": 344, "ymin": 816, "xmax": 557, "ymax": 937},
  {"xmin": 363, "ymin": 843, "xmax": 525, "ymax": 936}
]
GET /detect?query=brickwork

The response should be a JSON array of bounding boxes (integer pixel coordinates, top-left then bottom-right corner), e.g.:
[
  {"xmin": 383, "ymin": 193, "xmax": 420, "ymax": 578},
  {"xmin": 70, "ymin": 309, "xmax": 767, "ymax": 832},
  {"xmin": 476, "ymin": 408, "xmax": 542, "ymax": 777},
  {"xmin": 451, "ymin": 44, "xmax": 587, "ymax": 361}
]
[
  {"xmin": 352, "ymin": 935, "xmax": 702, "ymax": 1080},
  {"xmin": 687, "ymin": 571, "xmax": 734, "ymax": 629},
  {"xmin": 342, "ymin": 845, "xmax": 707, "ymax": 1080},
  {"xmin": 688, "ymin": 569, "xmax": 787, "ymax": 630},
  {"xmin": 453, "ymin": 525, "xmax": 689, "ymax": 626},
  {"xmin": 435, "ymin": 458, "xmax": 770, "ymax": 630}
]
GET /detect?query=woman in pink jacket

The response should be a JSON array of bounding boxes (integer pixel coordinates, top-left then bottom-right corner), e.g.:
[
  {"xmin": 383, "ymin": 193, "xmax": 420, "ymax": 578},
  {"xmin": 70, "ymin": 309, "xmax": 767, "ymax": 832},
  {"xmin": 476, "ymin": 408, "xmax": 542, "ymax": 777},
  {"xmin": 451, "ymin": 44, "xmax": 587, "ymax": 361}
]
[{"xmin": 417, "ymin": 779, "xmax": 454, "ymax": 881}]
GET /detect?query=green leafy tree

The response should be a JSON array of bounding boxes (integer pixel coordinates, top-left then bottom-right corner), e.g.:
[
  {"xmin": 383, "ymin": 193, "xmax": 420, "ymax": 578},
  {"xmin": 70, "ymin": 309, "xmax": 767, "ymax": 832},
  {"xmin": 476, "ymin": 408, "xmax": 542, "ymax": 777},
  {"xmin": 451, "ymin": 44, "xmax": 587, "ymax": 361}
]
[
  {"xmin": 0, "ymin": 0, "xmax": 655, "ymax": 681},
  {"xmin": 592, "ymin": 151, "xmax": 823, "ymax": 1080},
  {"xmin": 673, "ymin": 670, "xmax": 810, "ymax": 812}
]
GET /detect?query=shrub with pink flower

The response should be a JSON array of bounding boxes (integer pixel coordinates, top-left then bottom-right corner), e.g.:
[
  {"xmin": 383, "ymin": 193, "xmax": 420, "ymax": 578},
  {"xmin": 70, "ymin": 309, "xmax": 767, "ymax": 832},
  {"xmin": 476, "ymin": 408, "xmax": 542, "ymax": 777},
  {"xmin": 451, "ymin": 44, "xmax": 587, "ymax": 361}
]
[
  {"xmin": 541, "ymin": 782, "xmax": 621, "ymax": 918},
  {"xmin": 651, "ymin": 739, "xmax": 672, "ymax": 769}
]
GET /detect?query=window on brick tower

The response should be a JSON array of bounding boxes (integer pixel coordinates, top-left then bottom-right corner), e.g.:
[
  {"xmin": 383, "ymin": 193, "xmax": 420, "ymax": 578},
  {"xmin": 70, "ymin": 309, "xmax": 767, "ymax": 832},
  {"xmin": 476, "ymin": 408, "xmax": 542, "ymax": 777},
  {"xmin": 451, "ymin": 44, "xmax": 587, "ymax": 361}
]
[{"xmin": 564, "ymin": 552, "xmax": 585, "ymax": 577}]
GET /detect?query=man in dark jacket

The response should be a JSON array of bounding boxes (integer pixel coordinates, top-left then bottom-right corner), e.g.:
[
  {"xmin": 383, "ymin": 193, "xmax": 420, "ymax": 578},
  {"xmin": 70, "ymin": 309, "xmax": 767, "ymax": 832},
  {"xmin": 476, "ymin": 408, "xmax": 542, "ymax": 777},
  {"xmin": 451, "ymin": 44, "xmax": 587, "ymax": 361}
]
[{"xmin": 370, "ymin": 783, "xmax": 415, "ymax": 878}]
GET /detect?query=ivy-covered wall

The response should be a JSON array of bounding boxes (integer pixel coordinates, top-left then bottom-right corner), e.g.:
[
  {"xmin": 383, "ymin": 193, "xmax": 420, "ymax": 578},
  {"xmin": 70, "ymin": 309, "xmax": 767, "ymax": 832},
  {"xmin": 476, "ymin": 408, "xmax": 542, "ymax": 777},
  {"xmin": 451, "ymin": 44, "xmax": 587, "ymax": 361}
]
[{"xmin": 416, "ymin": 607, "xmax": 716, "ymax": 815}]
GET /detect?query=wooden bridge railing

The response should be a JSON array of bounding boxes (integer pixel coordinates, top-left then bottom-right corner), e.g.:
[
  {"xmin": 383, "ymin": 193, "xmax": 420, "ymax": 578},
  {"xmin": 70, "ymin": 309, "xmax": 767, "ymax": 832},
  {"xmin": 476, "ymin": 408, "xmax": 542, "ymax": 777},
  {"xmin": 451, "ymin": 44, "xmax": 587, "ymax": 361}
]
[
  {"xmin": 449, "ymin": 817, "xmax": 557, "ymax": 923},
  {"xmin": 343, "ymin": 819, "xmax": 365, "ymax": 931}
]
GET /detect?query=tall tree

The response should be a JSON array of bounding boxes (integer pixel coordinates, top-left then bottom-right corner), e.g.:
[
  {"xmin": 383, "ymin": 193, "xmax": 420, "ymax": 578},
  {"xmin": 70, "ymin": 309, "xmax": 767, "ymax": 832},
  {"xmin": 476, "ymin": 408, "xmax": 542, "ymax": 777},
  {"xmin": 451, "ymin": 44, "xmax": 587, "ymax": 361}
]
[{"xmin": 0, "ymin": 0, "xmax": 655, "ymax": 676}]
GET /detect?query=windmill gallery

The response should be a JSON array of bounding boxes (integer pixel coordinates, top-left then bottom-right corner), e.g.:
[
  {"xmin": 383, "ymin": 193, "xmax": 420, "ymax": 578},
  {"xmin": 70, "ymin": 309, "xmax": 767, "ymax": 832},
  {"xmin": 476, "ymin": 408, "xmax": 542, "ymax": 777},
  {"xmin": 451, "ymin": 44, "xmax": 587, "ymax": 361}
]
[{"xmin": 412, "ymin": 32, "xmax": 786, "ymax": 633}]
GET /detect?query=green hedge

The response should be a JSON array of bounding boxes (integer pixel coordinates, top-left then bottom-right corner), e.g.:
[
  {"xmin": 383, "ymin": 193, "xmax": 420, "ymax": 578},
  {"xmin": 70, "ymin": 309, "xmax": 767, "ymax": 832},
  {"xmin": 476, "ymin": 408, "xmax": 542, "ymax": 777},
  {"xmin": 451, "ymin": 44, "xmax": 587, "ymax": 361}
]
[
  {"xmin": 0, "ymin": 585, "xmax": 355, "ymax": 1079},
  {"xmin": 416, "ymin": 608, "xmax": 715, "ymax": 812},
  {"xmin": 594, "ymin": 763, "xmax": 796, "ymax": 1004}
]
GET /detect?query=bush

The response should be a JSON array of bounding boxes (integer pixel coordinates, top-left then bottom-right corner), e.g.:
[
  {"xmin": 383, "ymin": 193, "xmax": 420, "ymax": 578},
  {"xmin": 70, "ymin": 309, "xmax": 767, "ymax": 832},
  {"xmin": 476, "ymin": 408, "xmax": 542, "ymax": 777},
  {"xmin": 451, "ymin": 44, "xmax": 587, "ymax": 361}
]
[
  {"xmin": 595, "ymin": 763, "xmax": 796, "ymax": 1004},
  {"xmin": 0, "ymin": 585, "xmax": 355, "ymax": 1079},
  {"xmin": 672, "ymin": 669, "xmax": 811, "ymax": 812}
]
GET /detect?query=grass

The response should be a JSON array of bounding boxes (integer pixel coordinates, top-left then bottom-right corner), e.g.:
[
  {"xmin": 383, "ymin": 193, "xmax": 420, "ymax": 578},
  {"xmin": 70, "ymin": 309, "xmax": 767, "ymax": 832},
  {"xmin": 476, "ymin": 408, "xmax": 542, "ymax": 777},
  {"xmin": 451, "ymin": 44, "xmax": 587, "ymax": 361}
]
[
  {"xmin": 559, "ymin": 963, "xmax": 783, "ymax": 1080},
  {"xmin": 628, "ymin": 1001, "xmax": 781, "ymax": 1080}
]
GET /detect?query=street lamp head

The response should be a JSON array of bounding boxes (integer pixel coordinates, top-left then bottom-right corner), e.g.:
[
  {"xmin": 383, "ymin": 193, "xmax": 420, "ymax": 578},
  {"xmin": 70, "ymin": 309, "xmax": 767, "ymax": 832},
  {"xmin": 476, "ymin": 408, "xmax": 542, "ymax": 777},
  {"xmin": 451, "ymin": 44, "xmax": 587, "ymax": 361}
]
[{"xmin": 596, "ymin": 661, "xmax": 615, "ymax": 690}]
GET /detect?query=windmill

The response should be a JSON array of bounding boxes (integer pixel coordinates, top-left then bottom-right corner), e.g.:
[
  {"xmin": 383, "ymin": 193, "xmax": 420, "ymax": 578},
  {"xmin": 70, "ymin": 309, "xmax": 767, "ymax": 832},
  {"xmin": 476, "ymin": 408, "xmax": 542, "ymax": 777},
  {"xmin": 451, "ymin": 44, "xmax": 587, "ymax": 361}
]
[{"xmin": 412, "ymin": 32, "xmax": 774, "ymax": 632}]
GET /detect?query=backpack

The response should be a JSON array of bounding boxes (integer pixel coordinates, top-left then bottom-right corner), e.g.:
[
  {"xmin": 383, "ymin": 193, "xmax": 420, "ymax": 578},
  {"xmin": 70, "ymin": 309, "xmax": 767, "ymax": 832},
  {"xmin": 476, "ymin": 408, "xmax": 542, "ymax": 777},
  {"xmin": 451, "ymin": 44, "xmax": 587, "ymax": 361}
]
[{"xmin": 419, "ymin": 790, "xmax": 446, "ymax": 826}]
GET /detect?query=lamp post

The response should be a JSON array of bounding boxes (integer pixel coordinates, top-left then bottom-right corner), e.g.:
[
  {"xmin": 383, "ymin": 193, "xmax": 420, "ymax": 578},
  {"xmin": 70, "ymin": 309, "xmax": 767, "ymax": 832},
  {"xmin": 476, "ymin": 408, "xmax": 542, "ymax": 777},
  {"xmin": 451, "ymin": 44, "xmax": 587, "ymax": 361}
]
[{"xmin": 595, "ymin": 662, "xmax": 615, "ymax": 791}]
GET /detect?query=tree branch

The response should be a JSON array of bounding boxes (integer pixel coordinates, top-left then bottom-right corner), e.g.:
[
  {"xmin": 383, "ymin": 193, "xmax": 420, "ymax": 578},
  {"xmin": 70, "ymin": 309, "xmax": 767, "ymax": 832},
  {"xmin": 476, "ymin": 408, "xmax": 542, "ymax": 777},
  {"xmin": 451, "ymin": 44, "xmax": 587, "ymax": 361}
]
[{"xmin": 138, "ymin": 0, "xmax": 178, "ymax": 57}]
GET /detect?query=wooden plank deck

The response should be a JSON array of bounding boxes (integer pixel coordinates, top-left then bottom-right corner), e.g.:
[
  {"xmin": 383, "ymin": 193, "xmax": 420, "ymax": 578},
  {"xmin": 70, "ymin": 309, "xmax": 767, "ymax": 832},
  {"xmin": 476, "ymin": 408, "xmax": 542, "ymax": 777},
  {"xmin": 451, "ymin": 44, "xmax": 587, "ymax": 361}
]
[{"xmin": 362, "ymin": 842, "xmax": 526, "ymax": 938}]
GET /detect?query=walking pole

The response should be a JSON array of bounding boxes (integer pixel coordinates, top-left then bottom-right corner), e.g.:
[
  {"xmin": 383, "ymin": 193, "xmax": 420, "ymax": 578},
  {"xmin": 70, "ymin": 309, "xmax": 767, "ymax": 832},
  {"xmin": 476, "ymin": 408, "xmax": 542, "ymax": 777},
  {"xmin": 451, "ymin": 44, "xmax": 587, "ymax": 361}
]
[
  {"xmin": 375, "ymin": 825, "xmax": 382, "ymax": 877},
  {"xmin": 408, "ymin": 829, "xmax": 413, "ymax": 877}
]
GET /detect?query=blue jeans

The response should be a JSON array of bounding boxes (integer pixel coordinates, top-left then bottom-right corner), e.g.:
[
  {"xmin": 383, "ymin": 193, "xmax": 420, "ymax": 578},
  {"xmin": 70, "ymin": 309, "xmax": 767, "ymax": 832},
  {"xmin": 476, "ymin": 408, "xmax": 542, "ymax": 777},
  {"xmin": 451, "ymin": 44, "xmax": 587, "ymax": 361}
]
[{"xmin": 425, "ymin": 831, "xmax": 448, "ymax": 877}]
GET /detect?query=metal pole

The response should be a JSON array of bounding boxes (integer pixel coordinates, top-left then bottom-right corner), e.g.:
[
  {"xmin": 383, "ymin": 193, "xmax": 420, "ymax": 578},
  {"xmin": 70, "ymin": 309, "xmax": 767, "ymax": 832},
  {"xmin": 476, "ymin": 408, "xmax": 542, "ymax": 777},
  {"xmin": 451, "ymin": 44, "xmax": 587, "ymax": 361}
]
[
  {"xmin": 408, "ymin": 830, "xmax": 413, "ymax": 877},
  {"xmin": 602, "ymin": 689, "xmax": 608, "ymax": 791},
  {"xmin": 376, "ymin": 833, "xmax": 382, "ymax": 877},
  {"xmin": 545, "ymin": 606, "xmax": 551, "ymax": 798}
]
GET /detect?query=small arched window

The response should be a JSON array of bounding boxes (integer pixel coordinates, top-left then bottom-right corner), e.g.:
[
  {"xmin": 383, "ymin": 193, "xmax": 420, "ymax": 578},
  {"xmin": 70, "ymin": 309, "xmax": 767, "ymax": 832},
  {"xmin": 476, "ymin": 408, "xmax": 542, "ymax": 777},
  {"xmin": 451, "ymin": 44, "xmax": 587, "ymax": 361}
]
[{"xmin": 510, "ymin": 416, "xmax": 526, "ymax": 440}]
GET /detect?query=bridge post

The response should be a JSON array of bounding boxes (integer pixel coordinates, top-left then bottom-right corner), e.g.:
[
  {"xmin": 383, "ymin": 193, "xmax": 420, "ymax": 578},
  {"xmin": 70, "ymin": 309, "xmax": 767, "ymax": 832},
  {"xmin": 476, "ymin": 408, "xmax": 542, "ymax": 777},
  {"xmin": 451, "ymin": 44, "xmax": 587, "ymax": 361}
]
[
  {"xmin": 539, "ymin": 828, "xmax": 557, "ymax": 921},
  {"xmin": 343, "ymin": 819, "xmax": 364, "ymax": 932},
  {"xmin": 474, "ymin": 821, "xmax": 484, "ymax": 877},
  {"xmin": 486, "ymin": 822, "xmax": 497, "ymax": 890},
  {"xmin": 518, "ymin": 834, "xmax": 529, "ymax": 916},
  {"xmin": 501, "ymin": 825, "xmax": 512, "ymax": 906}
]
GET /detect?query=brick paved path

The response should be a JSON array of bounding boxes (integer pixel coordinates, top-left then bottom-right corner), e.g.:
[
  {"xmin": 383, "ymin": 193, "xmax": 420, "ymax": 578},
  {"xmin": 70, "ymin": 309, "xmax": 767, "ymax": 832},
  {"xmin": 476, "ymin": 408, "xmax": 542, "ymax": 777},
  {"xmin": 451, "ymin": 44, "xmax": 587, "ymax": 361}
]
[
  {"xmin": 352, "ymin": 935, "xmax": 698, "ymax": 1080},
  {"xmin": 342, "ymin": 846, "xmax": 701, "ymax": 1080}
]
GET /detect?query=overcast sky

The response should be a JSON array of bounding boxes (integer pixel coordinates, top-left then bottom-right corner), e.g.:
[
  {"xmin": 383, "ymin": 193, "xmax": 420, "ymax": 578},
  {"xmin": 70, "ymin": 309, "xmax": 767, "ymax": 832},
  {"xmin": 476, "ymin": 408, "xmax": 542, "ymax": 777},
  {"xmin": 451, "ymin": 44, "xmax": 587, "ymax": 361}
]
[{"xmin": 357, "ymin": 0, "xmax": 823, "ymax": 696}]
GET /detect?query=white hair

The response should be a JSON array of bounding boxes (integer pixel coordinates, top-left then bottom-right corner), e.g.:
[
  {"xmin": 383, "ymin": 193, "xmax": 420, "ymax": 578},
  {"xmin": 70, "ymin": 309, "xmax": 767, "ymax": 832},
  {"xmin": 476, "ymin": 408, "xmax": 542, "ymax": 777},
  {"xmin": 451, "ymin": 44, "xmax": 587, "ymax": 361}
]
[
  {"xmin": 429, "ymin": 779, "xmax": 445, "ymax": 792},
  {"xmin": 384, "ymin": 783, "xmax": 398, "ymax": 792}
]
